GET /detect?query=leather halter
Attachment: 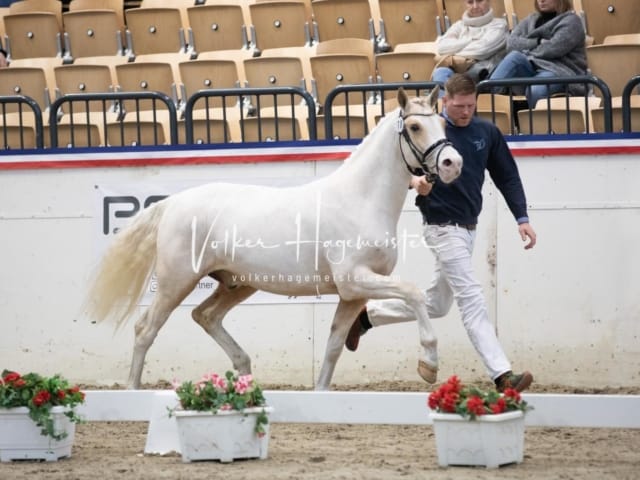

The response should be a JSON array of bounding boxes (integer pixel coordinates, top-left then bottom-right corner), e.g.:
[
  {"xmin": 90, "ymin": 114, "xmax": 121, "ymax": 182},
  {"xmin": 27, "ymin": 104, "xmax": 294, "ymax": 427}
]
[{"xmin": 397, "ymin": 111, "xmax": 452, "ymax": 184}]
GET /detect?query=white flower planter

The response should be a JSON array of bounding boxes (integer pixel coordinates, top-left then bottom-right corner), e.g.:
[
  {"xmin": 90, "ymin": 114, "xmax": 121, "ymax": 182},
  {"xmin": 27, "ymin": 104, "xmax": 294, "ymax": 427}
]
[
  {"xmin": 0, "ymin": 406, "xmax": 76, "ymax": 462},
  {"xmin": 430, "ymin": 410, "xmax": 525, "ymax": 469},
  {"xmin": 174, "ymin": 406, "xmax": 273, "ymax": 463}
]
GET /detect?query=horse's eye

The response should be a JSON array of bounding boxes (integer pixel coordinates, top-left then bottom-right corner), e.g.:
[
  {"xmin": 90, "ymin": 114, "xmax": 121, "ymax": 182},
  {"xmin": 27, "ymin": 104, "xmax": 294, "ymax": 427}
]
[{"xmin": 410, "ymin": 124, "xmax": 420, "ymax": 132}]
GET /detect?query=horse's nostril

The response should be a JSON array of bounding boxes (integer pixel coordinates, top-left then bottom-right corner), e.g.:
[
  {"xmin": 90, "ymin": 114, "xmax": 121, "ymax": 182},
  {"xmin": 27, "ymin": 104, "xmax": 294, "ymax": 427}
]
[{"xmin": 442, "ymin": 158, "xmax": 452, "ymax": 167}]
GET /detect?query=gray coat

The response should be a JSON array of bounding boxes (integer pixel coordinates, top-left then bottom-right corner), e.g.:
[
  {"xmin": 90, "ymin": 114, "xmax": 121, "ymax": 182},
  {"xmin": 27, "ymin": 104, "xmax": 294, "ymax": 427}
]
[{"xmin": 508, "ymin": 11, "xmax": 587, "ymax": 92}]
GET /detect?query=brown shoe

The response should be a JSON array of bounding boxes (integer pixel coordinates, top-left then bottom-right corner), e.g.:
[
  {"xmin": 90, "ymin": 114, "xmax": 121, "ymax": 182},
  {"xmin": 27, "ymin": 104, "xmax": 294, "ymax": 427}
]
[
  {"xmin": 345, "ymin": 307, "xmax": 371, "ymax": 352},
  {"xmin": 495, "ymin": 370, "xmax": 533, "ymax": 393}
]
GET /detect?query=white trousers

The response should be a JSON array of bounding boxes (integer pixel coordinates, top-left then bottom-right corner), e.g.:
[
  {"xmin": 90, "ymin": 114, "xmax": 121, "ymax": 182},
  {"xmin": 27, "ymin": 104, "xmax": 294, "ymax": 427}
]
[{"xmin": 367, "ymin": 224, "xmax": 511, "ymax": 380}]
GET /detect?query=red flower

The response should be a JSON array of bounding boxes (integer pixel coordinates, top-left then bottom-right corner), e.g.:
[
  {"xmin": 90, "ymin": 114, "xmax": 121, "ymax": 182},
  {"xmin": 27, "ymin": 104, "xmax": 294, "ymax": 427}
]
[
  {"xmin": 441, "ymin": 392, "xmax": 459, "ymax": 413},
  {"xmin": 12, "ymin": 378, "xmax": 26, "ymax": 388},
  {"xmin": 466, "ymin": 395, "xmax": 486, "ymax": 416},
  {"xmin": 3, "ymin": 372, "xmax": 21, "ymax": 384},
  {"xmin": 490, "ymin": 397, "xmax": 507, "ymax": 414},
  {"xmin": 32, "ymin": 390, "xmax": 51, "ymax": 406},
  {"xmin": 57, "ymin": 390, "xmax": 66, "ymax": 400},
  {"xmin": 427, "ymin": 391, "xmax": 441, "ymax": 410},
  {"xmin": 503, "ymin": 388, "xmax": 521, "ymax": 402}
]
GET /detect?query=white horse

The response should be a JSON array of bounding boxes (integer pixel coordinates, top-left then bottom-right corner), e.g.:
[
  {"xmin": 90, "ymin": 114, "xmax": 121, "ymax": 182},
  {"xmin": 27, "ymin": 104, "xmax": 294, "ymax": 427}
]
[{"xmin": 85, "ymin": 87, "xmax": 463, "ymax": 389}]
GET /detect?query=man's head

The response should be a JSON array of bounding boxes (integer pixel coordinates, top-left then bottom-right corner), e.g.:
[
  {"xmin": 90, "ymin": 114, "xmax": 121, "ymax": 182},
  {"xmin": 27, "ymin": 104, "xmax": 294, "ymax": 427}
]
[
  {"xmin": 465, "ymin": 0, "xmax": 491, "ymax": 18},
  {"xmin": 442, "ymin": 73, "xmax": 477, "ymax": 127}
]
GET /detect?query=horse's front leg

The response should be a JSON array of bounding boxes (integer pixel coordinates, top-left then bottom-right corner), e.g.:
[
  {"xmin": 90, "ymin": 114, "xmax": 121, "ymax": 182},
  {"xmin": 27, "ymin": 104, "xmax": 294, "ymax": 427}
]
[
  {"xmin": 335, "ymin": 268, "xmax": 439, "ymax": 384},
  {"xmin": 316, "ymin": 299, "xmax": 367, "ymax": 390}
]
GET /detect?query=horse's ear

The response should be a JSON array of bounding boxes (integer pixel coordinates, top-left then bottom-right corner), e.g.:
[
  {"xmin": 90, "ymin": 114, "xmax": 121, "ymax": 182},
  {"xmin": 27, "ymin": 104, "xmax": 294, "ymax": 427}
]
[
  {"xmin": 397, "ymin": 87, "xmax": 409, "ymax": 109},
  {"xmin": 427, "ymin": 86, "xmax": 440, "ymax": 109}
]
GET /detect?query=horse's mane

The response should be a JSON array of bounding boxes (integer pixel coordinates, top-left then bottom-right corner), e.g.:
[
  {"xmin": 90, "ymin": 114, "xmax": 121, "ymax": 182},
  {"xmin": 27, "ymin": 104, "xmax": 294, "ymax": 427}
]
[{"xmin": 341, "ymin": 106, "xmax": 402, "ymax": 165}]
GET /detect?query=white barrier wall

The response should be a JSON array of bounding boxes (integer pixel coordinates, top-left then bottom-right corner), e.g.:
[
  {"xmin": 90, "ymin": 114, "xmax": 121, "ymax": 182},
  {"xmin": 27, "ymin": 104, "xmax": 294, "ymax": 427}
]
[{"xmin": 0, "ymin": 138, "xmax": 639, "ymax": 388}]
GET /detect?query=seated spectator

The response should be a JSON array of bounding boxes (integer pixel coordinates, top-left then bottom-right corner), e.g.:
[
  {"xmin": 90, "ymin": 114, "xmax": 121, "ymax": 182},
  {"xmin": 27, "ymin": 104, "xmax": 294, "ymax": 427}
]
[
  {"xmin": 432, "ymin": 0, "xmax": 508, "ymax": 89},
  {"xmin": 489, "ymin": 0, "xmax": 587, "ymax": 107}
]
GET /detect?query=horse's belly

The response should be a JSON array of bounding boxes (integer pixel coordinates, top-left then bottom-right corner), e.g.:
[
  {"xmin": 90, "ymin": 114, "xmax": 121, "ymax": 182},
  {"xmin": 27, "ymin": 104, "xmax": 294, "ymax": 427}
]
[{"xmin": 237, "ymin": 272, "xmax": 339, "ymax": 297}]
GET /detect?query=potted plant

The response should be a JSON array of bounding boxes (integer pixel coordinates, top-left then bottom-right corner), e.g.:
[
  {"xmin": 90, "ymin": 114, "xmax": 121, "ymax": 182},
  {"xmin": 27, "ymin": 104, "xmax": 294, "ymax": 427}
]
[
  {"xmin": 170, "ymin": 370, "xmax": 273, "ymax": 463},
  {"xmin": 0, "ymin": 369, "xmax": 86, "ymax": 462},
  {"xmin": 428, "ymin": 375, "xmax": 531, "ymax": 469}
]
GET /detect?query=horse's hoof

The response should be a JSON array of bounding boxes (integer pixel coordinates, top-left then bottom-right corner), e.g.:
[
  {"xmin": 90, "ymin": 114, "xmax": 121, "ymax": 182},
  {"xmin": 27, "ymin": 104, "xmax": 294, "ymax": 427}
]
[{"xmin": 417, "ymin": 360, "xmax": 438, "ymax": 384}]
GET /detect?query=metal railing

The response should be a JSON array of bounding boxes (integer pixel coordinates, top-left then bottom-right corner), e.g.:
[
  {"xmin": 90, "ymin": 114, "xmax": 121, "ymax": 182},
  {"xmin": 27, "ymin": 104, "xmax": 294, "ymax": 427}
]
[
  {"xmin": 1, "ymin": 76, "xmax": 638, "ymax": 152},
  {"xmin": 622, "ymin": 75, "xmax": 640, "ymax": 133},
  {"xmin": 477, "ymin": 76, "xmax": 612, "ymax": 134},
  {"xmin": 0, "ymin": 95, "xmax": 44, "ymax": 149},
  {"xmin": 49, "ymin": 91, "xmax": 179, "ymax": 147},
  {"xmin": 183, "ymin": 86, "xmax": 317, "ymax": 143}
]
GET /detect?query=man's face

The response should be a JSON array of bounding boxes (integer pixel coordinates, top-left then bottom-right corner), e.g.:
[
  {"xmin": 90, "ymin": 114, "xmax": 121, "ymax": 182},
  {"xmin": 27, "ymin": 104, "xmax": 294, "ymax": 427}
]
[
  {"xmin": 466, "ymin": 0, "xmax": 491, "ymax": 18},
  {"xmin": 443, "ymin": 93, "xmax": 476, "ymax": 127}
]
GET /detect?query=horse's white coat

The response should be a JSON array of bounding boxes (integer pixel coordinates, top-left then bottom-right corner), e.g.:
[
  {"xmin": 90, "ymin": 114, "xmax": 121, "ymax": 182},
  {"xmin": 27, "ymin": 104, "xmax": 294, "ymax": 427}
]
[{"xmin": 86, "ymin": 89, "xmax": 463, "ymax": 389}]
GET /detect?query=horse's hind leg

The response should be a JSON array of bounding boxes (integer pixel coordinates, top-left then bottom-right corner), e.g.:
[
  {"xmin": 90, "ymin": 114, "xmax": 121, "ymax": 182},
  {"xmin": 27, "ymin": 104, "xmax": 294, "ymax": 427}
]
[
  {"xmin": 192, "ymin": 284, "xmax": 257, "ymax": 375},
  {"xmin": 127, "ymin": 285, "xmax": 194, "ymax": 388},
  {"xmin": 316, "ymin": 298, "xmax": 367, "ymax": 390}
]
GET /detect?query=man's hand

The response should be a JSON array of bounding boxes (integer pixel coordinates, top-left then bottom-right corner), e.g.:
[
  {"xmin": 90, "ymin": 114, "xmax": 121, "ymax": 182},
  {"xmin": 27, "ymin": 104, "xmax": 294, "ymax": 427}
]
[
  {"xmin": 519, "ymin": 223, "xmax": 537, "ymax": 249},
  {"xmin": 409, "ymin": 175, "xmax": 433, "ymax": 196}
]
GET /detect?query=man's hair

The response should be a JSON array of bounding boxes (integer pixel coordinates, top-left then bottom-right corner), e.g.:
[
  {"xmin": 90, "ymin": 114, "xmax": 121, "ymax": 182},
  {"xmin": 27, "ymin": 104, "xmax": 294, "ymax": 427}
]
[
  {"xmin": 444, "ymin": 73, "xmax": 477, "ymax": 97},
  {"xmin": 534, "ymin": 0, "xmax": 573, "ymax": 14}
]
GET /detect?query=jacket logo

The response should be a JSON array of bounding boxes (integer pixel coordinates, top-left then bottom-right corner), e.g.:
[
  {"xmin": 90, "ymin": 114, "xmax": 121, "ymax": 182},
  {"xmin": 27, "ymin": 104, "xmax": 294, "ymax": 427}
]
[{"xmin": 472, "ymin": 138, "xmax": 486, "ymax": 151}]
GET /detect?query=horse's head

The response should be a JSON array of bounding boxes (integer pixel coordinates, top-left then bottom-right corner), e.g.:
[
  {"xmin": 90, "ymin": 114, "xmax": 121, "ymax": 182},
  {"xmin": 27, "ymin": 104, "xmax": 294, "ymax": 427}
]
[{"xmin": 396, "ymin": 87, "xmax": 462, "ymax": 184}]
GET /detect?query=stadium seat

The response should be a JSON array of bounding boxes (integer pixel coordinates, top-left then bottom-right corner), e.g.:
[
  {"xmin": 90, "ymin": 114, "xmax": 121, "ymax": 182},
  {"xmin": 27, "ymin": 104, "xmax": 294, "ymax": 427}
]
[
  {"xmin": 124, "ymin": 7, "xmax": 188, "ymax": 58},
  {"xmin": 3, "ymin": 12, "xmax": 63, "ymax": 62},
  {"xmin": 602, "ymin": 33, "xmax": 640, "ymax": 45},
  {"xmin": 0, "ymin": 124, "xmax": 37, "ymax": 149},
  {"xmin": 309, "ymin": 52, "xmax": 377, "ymax": 139},
  {"xmin": 592, "ymin": 95, "xmax": 640, "ymax": 133},
  {"xmin": 178, "ymin": 58, "xmax": 243, "ymax": 144},
  {"xmin": 0, "ymin": 66, "xmax": 51, "ymax": 121},
  {"xmin": 248, "ymin": 1, "xmax": 313, "ymax": 53},
  {"xmin": 377, "ymin": 0, "xmax": 443, "ymax": 51},
  {"xmin": 0, "ymin": 66, "xmax": 49, "ymax": 148},
  {"xmin": 243, "ymin": 55, "xmax": 311, "ymax": 140},
  {"xmin": 9, "ymin": 0, "xmax": 62, "ymax": 32},
  {"xmin": 517, "ymin": 96, "xmax": 601, "ymax": 135},
  {"xmin": 52, "ymin": 63, "xmax": 120, "ymax": 146},
  {"xmin": 375, "ymin": 51, "xmax": 437, "ymax": 101},
  {"xmin": 186, "ymin": 3, "xmax": 250, "ymax": 55},
  {"xmin": 62, "ymin": 10, "xmax": 125, "ymax": 60},
  {"xmin": 508, "ymin": 0, "xmax": 536, "ymax": 27},
  {"xmin": 112, "ymin": 61, "xmax": 180, "ymax": 145},
  {"xmin": 586, "ymin": 44, "xmax": 640, "ymax": 97},
  {"xmin": 68, "ymin": 0, "xmax": 125, "ymax": 35},
  {"xmin": 476, "ymin": 93, "xmax": 516, "ymax": 135},
  {"xmin": 579, "ymin": 0, "xmax": 640, "ymax": 45},
  {"xmin": 311, "ymin": 0, "xmax": 376, "ymax": 43}
]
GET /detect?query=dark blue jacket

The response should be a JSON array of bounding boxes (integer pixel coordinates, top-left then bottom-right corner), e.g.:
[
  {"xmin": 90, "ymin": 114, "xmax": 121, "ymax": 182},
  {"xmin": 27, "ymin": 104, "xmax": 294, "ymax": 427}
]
[{"xmin": 416, "ymin": 115, "xmax": 528, "ymax": 225}]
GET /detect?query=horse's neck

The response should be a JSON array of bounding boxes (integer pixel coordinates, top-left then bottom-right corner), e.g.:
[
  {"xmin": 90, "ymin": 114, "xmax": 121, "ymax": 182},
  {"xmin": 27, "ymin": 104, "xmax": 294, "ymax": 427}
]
[{"xmin": 326, "ymin": 113, "xmax": 411, "ymax": 223}]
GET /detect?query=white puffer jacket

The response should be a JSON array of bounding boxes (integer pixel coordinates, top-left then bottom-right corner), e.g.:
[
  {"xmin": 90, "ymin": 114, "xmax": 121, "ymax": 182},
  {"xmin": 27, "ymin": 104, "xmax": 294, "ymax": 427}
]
[{"xmin": 436, "ymin": 9, "xmax": 508, "ymax": 60}]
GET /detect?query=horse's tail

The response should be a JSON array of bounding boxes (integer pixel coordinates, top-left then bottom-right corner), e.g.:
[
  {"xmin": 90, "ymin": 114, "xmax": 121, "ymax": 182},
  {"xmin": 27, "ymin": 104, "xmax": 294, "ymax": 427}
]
[{"xmin": 85, "ymin": 200, "xmax": 167, "ymax": 330}]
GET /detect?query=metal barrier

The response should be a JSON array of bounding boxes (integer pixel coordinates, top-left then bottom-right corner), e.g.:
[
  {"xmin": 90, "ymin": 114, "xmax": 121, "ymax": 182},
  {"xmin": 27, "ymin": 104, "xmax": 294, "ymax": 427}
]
[
  {"xmin": 1, "ymin": 76, "xmax": 637, "ymax": 152},
  {"xmin": 323, "ymin": 81, "xmax": 440, "ymax": 140},
  {"xmin": 183, "ymin": 86, "xmax": 317, "ymax": 143},
  {"xmin": 477, "ymin": 76, "xmax": 612, "ymax": 134},
  {"xmin": 622, "ymin": 76, "xmax": 640, "ymax": 133},
  {"xmin": 49, "ymin": 91, "xmax": 179, "ymax": 147},
  {"xmin": 0, "ymin": 95, "xmax": 44, "ymax": 149}
]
